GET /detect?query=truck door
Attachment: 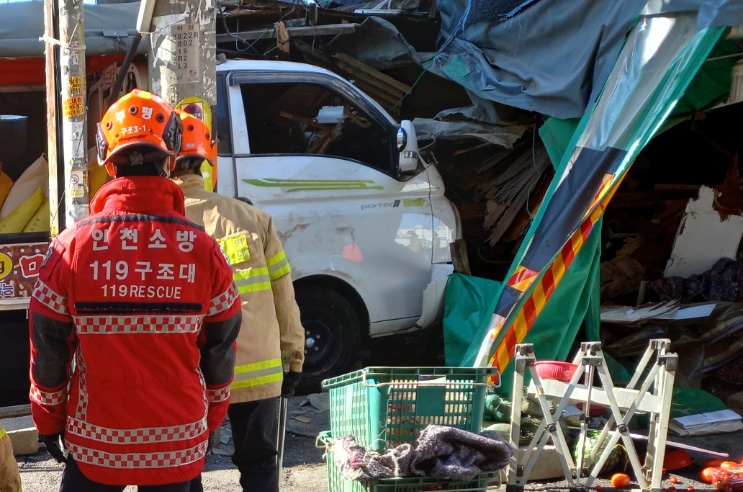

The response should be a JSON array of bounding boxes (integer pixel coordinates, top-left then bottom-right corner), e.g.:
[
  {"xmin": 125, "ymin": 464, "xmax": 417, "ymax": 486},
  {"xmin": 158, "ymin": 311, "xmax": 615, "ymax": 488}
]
[{"xmin": 220, "ymin": 70, "xmax": 437, "ymax": 332}]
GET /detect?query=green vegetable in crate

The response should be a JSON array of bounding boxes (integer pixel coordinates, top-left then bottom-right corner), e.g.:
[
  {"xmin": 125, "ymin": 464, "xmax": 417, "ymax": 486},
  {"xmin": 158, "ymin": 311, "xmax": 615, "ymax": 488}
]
[
  {"xmin": 483, "ymin": 394, "xmax": 511, "ymax": 422},
  {"xmin": 521, "ymin": 387, "xmax": 544, "ymax": 417},
  {"xmin": 571, "ymin": 430, "xmax": 627, "ymax": 476}
]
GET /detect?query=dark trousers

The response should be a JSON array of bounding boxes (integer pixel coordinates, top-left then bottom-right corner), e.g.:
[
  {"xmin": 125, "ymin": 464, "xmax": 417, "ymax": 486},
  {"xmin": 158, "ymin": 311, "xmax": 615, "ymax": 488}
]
[
  {"xmin": 60, "ymin": 457, "xmax": 191, "ymax": 492},
  {"xmin": 190, "ymin": 398, "xmax": 280, "ymax": 492}
]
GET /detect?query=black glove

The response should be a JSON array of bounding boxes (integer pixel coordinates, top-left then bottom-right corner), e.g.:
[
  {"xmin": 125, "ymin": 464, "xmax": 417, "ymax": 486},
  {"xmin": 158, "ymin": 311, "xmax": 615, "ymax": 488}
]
[
  {"xmin": 281, "ymin": 371, "xmax": 301, "ymax": 398},
  {"xmin": 40, "ymin": 432, "xmax": 67, "ymax": 464},
  {"xmin": 206, "ymin": 431, "xmax": 215, "ymax": 455}
]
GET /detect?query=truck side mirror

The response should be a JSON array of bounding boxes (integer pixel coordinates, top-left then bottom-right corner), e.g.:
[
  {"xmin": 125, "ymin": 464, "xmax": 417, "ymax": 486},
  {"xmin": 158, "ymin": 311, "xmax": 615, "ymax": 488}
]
[{"xmin": 397, "ymin": 121, "xmax": 419, "ymax": 174}]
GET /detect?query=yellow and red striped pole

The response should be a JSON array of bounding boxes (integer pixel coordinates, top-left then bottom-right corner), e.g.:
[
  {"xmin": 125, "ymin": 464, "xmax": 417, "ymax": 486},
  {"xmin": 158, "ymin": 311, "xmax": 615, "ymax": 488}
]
[{"xmin": 483, "ymin": 173, "xmax": 623, "ymax": 374}]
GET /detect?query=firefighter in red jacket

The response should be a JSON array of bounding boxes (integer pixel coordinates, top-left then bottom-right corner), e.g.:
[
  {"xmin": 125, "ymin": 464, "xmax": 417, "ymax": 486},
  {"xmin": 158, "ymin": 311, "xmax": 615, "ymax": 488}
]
[
  {"xmin": 172, "ymin": 112, "xmax": 304, "ymax": 492},
  {"xmin": 28, "ymin": 89, "xmax": 242, "ymax": 492}
]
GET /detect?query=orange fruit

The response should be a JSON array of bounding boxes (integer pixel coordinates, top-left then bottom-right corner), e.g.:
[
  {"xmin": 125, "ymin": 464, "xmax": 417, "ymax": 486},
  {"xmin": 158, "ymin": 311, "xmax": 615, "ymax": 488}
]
[
  {"xmin": 721, "ymin": 461, "xmax": 738, "ymax": 469},
  {"xmin": 700, "ymin": 467, "xmax": 716, "ymax": 483},
  {"xmin": 668, "ymin": 476, "xmax": 679, "ymax": 484},
  {"xmin": 611, "ymin": 473, "xmax": 632, "ymax": 488},
  {"xmin": 704, "ymin": 459, "xmax": 723, "ymax": 468}
]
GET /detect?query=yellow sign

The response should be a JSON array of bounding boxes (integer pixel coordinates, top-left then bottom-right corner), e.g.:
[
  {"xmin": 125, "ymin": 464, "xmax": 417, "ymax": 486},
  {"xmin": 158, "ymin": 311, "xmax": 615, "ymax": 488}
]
[
  {"xmin": 0, "ymin": 252, "xmax": 11, "ymax": 280},
  {"xmin": 63, "ymin": 96, "xmax": 85, "ymax": 118},
  {"xmin": 68, "ymin": 75, "xmax": 84, "ymax": 96},
  {"xmin": 177, "ymin": 96, "xmax": 215, "ymax": 191}
]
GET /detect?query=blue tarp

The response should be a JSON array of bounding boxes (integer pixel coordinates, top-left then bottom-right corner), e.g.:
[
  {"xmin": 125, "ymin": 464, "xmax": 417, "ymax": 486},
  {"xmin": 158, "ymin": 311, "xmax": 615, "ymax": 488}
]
[{"xmin": 431, "ymin": 0, "xmax": 743, "ymax": 119}]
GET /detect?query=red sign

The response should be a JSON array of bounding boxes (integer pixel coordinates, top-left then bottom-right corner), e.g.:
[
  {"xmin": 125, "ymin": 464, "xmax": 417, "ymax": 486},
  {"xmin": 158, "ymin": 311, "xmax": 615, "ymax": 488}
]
[{"xmin": 0, "ymin": 242, "xmax": 49, "ymax": 300}]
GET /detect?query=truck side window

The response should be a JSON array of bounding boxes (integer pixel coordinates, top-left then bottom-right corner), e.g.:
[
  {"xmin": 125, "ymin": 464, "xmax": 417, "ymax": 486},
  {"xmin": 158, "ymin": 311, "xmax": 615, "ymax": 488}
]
[{"xmin": 238, "ymin": 82, "xmax": 392, "ymax": 173}]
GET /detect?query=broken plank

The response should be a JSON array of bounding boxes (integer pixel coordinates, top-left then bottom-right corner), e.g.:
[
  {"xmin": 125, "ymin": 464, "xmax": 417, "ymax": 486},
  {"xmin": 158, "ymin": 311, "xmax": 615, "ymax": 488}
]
[
  {"xmin": 334, "ymin": 59, "xmax": 406, "ymax": 101},
  {"xmin": 333, "ymin": 52, "xmax": 411, "ymax": 94},
  {"xmin": 351, "ymin": 79, "xmax": 401, "ymax": 107}
]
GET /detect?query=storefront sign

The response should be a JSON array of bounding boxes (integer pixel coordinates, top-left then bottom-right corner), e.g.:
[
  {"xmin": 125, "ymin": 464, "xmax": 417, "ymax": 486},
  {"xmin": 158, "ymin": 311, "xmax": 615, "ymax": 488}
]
[{"xmin": 0, "ymin": 242, "xmax": 48, "ymax": 299}]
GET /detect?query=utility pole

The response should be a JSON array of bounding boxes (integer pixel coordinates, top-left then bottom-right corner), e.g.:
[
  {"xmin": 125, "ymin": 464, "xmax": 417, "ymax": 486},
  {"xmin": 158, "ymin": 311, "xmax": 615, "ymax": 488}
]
[
  {"xmin": 140, "ymin": 0, "xmax": 217, "ymax": 189},
  {"xmin": 144, "ymin": 0, "xmax": 217, "ymax": 109},
  {"xmin": 43, "ymin": 0, "xmax": 61, "ymax": 237},
  {"xmin": 44, "ymin": 0, "xmax": 89, "ymax": 233}
]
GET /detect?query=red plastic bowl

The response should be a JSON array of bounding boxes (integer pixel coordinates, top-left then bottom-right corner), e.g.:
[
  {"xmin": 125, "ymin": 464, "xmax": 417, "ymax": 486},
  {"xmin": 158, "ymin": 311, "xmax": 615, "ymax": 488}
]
[
  {"xmin": 663, "ymin": 449, "xmax": 694, "ymax": 470},
  {"xmin": 534, "ymin": 361, "xmax": 578, "ymax": 382}
]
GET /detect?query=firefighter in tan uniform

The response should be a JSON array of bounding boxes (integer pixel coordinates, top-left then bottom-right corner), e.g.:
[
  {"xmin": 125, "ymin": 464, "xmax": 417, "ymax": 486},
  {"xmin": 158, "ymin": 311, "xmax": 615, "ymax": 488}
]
[
  {"xmin": 173, "ymin": 112, "xmax": 304, "ymax": 492},
  {"xmin": 0, "ymin": 419, "xmax": 21, "ymax": 492}
]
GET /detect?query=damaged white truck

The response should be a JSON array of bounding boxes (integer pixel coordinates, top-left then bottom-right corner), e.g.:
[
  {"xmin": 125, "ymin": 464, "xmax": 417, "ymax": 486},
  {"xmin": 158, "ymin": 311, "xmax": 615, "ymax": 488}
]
[{"xmin": 214, "ymin": 60, "xmax": 463, "ymax": 389}]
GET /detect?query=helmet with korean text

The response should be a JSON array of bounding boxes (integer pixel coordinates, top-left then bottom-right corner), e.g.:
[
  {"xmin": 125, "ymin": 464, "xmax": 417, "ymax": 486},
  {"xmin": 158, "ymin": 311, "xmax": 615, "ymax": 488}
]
[
  {"xmin": 176, "ymin": 110, "xmax": 216, "ymax": 172},
  {"xmin": 96, "ymin": 89, "xmax": 183, "ymax": 177}
]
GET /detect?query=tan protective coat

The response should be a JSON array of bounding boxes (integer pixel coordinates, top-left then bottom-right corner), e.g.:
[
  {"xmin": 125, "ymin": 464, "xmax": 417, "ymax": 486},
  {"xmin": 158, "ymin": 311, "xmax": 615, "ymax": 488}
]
[
  {"xmin": 175, "ymin": 174, "xmax": 304, "ymax": 402},
  {"xmin": 0, "ymin": 424, "xmax": 22, "ymax": 492}
]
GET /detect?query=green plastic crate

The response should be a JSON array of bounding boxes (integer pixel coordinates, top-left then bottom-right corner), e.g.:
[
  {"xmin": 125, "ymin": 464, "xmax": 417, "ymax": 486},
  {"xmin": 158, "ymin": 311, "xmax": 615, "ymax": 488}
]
[
  {"xmin": 318, "ymin": 431, "xmax": 500, "ymax": 492},
  {"xmin": 321, "ymin": 367, "xmax": 498, "ymax": 452}
]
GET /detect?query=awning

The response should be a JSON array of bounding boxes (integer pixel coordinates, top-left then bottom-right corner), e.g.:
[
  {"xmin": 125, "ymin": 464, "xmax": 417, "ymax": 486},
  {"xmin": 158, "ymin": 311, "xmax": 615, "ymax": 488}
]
[{"xmin": 0, "ymin": 1, "xmax": 143, "ymax": 58}]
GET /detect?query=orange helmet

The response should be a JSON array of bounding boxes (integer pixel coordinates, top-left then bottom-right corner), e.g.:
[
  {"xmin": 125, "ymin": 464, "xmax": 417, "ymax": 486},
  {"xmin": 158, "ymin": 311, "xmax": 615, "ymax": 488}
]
[
  {"xmin": 177, "ymin": 111, "xmax": 216, "ymax": 167},
  {"xmin": 96, "ymin": 89, "xmax": 182, "ymax": 175}
]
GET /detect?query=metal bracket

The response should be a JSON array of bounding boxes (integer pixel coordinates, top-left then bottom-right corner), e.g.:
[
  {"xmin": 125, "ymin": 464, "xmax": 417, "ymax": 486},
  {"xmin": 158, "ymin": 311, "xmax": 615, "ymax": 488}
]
[{"xmin": 506, "ymin": 339, "xmax": 676, "ymax": 492}]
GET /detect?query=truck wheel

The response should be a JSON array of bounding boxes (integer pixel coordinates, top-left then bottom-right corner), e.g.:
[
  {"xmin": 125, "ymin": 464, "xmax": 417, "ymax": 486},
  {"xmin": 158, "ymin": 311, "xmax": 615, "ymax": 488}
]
[{"xmin": 295, "ymin": 286, "xmax": 361, "ymax": 394}]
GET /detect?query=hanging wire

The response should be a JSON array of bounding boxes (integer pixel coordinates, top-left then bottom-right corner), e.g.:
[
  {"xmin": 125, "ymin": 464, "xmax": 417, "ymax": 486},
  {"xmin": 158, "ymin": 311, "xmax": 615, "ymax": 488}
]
[{"xmin": 216, "ymin": 7, "xmax": 263, "ymax": 54}]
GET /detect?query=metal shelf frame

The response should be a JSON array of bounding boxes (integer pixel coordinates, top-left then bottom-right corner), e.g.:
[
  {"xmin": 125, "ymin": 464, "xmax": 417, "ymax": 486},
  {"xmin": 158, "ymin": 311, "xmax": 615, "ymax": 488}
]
[{"xmin": 506, "ymin": 340, "xmax": 677, "ymax": 492}]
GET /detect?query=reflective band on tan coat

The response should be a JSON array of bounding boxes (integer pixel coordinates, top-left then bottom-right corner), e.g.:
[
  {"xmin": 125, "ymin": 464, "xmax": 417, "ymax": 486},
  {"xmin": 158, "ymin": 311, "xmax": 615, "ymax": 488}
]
[
  {"xmin": 176, "ymin": 173, "xmax": 305, "ymax": 404},
  {"xmin": 231, "ymin": 358, "xmax": 283, "ymax": 390},
  {"xmin": 232, "ymin": 267, "xmax": 271, "ymax": 295},
  {"xmin": 267, "ymin": 251, "xmax": 290, "ymax": 280}
]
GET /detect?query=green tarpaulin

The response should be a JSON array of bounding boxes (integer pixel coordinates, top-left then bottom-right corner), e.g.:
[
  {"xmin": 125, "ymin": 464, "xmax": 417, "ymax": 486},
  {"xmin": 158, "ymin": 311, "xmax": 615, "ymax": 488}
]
[{"xmin": 444, "ymin": 216, "xmax": 602, "ymax": 397}]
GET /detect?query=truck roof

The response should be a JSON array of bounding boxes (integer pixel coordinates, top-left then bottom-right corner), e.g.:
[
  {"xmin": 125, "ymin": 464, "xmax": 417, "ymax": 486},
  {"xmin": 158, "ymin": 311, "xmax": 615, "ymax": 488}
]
[{"xmin": 216, "ymin": 59, "xmax": 339, "ymax": 77}]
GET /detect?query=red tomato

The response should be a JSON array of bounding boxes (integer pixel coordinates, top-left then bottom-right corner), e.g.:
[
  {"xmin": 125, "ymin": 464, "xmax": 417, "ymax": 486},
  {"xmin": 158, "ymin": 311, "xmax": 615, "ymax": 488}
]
[
  {"xmin": 705, "ymin": 459, "xmax": 724, "ymax": 468},
  {"xmin": 595, "ymin": 486, "xmax": 603, "ymax": 492},
  {"xmin": 611, "ymin": 473, "xmax": 632, "ymax": 488},
  {"xmin": 687, "ymin": 487, "xmax": 695, "ymax": 492},
  {"xmin": 701, "ymin": 467, "xmax": 717, "ymax": 483},
  {"xmin": 669, "ymin": 476, "xmax": 679, "ymax": 484},
  {"xmin": 722, "ymin": 461, "xmax": 739, "ymax": 469}
]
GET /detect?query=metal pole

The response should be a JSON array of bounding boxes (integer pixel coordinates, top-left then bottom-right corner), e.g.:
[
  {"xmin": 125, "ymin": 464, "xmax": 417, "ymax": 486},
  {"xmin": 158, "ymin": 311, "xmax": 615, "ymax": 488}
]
[
  {"xmin": 44, "ymin": 0, "xmax": 61, "ymax": 237},
  {"xmin": 58, "ymin": 0, "xmax": 89, "ymax": 226},
  {"xmin": 277, "ymin": 396, "xmax": 288, "ymax": 471},
  {"xmin": 146, "ymin": 0, "xmax": 217, "ymax": 108}
]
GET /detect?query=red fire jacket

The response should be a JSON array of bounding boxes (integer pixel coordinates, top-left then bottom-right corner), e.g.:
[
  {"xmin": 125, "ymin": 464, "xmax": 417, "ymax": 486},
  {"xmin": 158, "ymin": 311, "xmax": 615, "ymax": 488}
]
[{"xmin": 29, "ymin": 177, "xmax": 241, "ymax": 486}]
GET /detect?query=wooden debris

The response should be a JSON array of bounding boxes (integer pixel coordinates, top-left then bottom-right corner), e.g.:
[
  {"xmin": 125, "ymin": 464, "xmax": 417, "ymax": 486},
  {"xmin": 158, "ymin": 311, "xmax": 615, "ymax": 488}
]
[{"xmin": 330, "ymin": 52, "xmax": 411, "ymax": 118}]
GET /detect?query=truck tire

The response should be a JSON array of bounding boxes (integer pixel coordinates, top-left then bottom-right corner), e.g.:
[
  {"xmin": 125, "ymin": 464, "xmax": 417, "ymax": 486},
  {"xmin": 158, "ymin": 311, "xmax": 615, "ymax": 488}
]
[{"xmin": 295, "ymin": 286, "xmax": 361, "ymax": 394}]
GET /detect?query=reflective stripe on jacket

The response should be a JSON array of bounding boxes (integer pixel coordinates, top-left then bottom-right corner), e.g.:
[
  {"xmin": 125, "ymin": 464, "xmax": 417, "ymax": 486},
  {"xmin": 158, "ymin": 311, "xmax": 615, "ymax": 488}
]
[
  {"xmin": 175, "ymin": 174, "xmax": 305, "ymax": 403},
  {"xmin": 28, "ymin": 177, "xmax": 241, "ymax": 486}
]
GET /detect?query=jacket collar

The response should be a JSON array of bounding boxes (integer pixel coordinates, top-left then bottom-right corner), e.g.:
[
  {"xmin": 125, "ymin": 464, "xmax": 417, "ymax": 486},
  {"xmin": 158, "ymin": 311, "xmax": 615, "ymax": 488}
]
[
  {"xmin": 172, "ymin": 173, "xmax": 206, "ymax": 196},
  {"xmin": 90, "ymin": 176, "xmax": 186, "ymax": 215}
]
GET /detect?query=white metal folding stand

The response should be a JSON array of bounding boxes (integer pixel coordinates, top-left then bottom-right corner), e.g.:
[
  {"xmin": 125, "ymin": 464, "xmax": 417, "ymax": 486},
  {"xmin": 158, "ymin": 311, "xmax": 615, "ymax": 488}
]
[{"xmin": 506, "ymin": 340, "xmax": 677, "ymax": 492}]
